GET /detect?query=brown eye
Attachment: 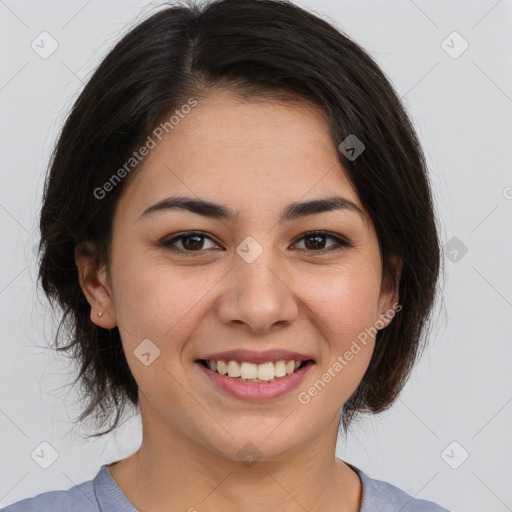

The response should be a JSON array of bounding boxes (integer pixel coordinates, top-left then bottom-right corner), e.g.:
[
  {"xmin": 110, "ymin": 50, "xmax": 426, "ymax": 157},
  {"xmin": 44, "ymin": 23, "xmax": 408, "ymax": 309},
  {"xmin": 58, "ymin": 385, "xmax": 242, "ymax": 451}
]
[
  {"xmin": 160, "ymin": 230, "xmax": 350, "ymax": 257},
  {"xmin": 293, "ymin": 231, "xmax": 351, "ymax": 253},
  {"xmin": 161, "ymin": 231, "xmax": 220, "ymax": 255}
]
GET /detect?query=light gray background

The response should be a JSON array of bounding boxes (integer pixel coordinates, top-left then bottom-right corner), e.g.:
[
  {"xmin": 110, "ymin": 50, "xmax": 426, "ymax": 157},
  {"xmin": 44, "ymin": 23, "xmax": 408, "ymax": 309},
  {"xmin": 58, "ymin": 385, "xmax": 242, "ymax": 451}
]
[{"xmin": 0, "ymin": 0, "xmax": 511, "ymax": 510}]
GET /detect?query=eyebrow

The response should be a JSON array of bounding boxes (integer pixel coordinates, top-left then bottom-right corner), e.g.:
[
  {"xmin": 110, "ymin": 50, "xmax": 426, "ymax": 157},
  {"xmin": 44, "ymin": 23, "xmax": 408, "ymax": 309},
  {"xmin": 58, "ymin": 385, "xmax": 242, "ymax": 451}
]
[{"xmin": 140, "ymin": 195, "xmax": 365, "ymax": 223}]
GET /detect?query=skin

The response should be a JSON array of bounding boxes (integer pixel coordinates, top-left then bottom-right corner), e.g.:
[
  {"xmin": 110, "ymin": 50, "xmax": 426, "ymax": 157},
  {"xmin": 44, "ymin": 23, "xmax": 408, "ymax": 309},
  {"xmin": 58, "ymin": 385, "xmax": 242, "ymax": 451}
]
[{"xmin": 76, "ymin": 89, "xmax": 401, "ymax": 512}]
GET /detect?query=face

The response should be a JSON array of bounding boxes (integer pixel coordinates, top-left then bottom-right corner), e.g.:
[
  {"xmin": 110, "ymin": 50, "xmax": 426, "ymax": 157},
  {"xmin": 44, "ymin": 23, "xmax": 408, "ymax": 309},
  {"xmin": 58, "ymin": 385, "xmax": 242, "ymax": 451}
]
[{"xmin": 78, "ymin": 89, "xmax": 399, "ymax": 461}]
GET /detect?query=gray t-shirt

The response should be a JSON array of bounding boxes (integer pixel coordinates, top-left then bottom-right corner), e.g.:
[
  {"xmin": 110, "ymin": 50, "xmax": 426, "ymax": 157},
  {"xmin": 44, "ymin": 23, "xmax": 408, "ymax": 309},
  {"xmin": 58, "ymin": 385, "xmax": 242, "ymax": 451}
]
[{"xmin": 2, "ymin": 461, "xmax": 450, "ymax": 511}]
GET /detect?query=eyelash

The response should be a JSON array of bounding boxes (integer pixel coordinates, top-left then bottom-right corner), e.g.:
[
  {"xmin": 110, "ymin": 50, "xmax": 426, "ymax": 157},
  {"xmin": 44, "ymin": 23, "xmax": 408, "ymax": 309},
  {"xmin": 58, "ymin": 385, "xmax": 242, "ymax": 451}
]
[{"xmin": 160, "ymin": 230, "xmax": 351, "ymax": 257}]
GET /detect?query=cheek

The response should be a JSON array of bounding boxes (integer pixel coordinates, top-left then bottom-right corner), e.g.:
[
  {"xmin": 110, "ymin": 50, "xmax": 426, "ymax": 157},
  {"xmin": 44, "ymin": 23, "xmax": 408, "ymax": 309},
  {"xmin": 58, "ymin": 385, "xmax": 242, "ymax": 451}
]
[
  {"xmin": 109, "ymin": 249, "xmax": 219, "ymax": 351},
  {"xmin": 297, "ymin": 263, "xmax": 380, "ymax": 390},
  {"xmin": 301, "ymin": 263, "xmax": 381, "ymax": 336},
  {"xmin": 108, "ymin": 259, "xmax": 212, "ymax": 398}
]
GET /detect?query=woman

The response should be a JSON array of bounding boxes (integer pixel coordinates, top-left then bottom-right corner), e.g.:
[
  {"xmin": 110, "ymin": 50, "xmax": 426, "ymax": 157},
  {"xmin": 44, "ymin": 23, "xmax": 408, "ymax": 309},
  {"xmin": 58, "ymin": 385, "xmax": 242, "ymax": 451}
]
[{"xmin": 4, "ymin": 0, "xmax": 449, "ymax": 510}]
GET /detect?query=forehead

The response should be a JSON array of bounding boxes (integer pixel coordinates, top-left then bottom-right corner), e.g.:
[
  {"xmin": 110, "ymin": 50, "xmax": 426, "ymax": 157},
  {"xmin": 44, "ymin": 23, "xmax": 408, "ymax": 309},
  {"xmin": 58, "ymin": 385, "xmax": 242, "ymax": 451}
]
[{"xmin": 116, "ymin": 89, "xmax": 364, "ymax": 220}]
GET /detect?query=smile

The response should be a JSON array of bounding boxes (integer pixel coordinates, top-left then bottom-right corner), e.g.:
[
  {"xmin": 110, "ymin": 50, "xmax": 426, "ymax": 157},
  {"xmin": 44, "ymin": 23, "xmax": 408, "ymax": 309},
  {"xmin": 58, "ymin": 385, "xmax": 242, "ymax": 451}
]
[
  {"xmin": 195, "ymin": 359, "xmax": 315, "ymax": 401},
  {"xmin": 199, "ymin": 359, "xmax": 309, "ymax": 382}
]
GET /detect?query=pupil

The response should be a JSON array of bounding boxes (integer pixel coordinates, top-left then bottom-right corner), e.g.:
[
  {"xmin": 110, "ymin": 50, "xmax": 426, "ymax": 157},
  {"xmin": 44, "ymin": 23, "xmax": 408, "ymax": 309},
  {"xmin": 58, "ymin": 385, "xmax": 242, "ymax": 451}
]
[
  {"xmin": 305, "ymin": 235, "xmax": 324, "ymax": 250},
  {"xmin": 183, "ymin": 235, "xmax": 203, "ymax": 250}
]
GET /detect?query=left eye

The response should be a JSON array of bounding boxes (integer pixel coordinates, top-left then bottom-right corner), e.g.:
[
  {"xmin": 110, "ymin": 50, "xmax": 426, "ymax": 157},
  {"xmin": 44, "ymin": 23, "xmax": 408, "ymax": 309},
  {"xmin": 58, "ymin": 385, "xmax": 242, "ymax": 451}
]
[
  {"xmin": 293, "ymin": 231, "xmax": 350, "ymax": 252},
  {"xmin": 161, "ymin": 230, "xmax": 350, "ymax": 256}
]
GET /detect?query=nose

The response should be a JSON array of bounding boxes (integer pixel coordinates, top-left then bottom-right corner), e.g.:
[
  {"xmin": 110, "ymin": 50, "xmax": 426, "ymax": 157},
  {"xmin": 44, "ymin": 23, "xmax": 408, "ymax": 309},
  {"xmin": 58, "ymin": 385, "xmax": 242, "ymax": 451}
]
[{"xmin": 216, "ymin": 247, "xmax": 299, "ymax": 333}]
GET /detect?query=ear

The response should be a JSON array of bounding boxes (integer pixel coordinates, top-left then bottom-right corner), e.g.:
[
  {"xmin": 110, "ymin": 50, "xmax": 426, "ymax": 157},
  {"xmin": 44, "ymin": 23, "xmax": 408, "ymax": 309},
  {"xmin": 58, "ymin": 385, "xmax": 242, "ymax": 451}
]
[
  {"xmin": 75, "ymin": 244, "xmax": 117, "ymax": 329},
  {"xmin": 376, "ymin": 254, "xmax": 402, "ymax": 330}
]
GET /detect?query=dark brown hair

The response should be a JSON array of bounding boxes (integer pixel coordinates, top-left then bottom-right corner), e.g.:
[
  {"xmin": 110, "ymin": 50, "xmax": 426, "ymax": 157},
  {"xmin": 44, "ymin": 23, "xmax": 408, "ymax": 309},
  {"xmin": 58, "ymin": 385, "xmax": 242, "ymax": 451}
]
[{"xmin": 38, "ymin": 0, "xmax": 442, "ymax": 438}]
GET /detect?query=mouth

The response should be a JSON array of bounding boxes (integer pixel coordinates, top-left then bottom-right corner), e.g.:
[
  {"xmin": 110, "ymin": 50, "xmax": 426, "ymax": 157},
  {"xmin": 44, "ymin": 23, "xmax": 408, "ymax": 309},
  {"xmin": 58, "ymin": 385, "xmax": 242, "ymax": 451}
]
[
  {"xmin": 196, "ymin": 358, "xmax": 314, "ymax": 383},
  {"xmin": 194, "ymin": 358, "xmax": 315, "ymax": 401}
]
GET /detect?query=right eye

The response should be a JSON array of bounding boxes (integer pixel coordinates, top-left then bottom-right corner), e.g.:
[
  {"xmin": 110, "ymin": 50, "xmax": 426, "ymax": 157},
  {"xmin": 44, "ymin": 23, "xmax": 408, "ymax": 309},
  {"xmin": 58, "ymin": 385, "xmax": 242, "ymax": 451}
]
[{"xmin": 160, "ymin": 231, "xmax": 222, "ymax": 256}]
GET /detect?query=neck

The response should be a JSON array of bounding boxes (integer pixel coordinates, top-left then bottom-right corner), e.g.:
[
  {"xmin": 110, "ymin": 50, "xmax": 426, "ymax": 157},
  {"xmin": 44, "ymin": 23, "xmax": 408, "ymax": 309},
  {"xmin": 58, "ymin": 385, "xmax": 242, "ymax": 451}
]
[{"xmin": 108, "ymin": 398, "xmax": 362, "ymax": 512}]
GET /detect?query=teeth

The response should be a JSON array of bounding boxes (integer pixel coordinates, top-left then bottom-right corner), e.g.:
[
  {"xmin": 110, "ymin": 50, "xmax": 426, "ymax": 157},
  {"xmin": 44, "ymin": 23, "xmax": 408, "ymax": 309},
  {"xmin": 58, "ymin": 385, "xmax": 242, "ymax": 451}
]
[
  {"xmin": 257, "ymin": 362, "xmax": 274, "ymax": 381},
  {"xmin": 274, "ymin": 360, "xmax": 287, "ymax": 377},
  {"xmin": 216, "ymin": 360, "xmax": 228, "ymax": 375},
  {"xmin": 205, "ymin": 359, "xmax": 306, "ymax": 381},
  {"xmin": 227, "ymin": 360, "xmax": 241, "ymax": 378},
  {"xmin": 240, "ymin": 361, "xmax": 258, "ymax": 380}
]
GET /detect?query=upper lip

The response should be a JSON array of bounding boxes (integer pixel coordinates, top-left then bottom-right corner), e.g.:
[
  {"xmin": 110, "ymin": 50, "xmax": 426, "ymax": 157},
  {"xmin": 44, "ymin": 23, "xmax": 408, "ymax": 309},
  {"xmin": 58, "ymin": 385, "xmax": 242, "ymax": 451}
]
[{"xmin": 196, "ymin": 349, "xmax": 315, "ymax": 364}]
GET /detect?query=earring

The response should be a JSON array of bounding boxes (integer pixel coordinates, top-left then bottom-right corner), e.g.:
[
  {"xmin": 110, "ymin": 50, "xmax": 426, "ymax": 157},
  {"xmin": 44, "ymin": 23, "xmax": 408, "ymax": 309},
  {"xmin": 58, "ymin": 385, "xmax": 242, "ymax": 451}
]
[{"xmin": 97, "ymin": 312, "xmax": 103, "ymax": 318}]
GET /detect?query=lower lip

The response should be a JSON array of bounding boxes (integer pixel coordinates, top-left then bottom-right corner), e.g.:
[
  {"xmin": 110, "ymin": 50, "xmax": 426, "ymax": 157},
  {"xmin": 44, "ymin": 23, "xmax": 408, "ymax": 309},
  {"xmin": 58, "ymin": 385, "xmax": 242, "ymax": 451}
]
[{"xmin": 195, "ymin": 360, "xmax": 315, "ymax": 401}]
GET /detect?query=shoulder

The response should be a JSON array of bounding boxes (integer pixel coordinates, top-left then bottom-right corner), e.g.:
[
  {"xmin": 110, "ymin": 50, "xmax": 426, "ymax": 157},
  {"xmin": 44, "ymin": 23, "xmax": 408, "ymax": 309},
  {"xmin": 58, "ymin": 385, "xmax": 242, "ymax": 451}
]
[
  {"xmin": 2, "ymin": 470, "xmax": 100, "ymax": 512},
  {"xmin": 346, "ymin": 463, "xmax": 451, "ymax": 512}
]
